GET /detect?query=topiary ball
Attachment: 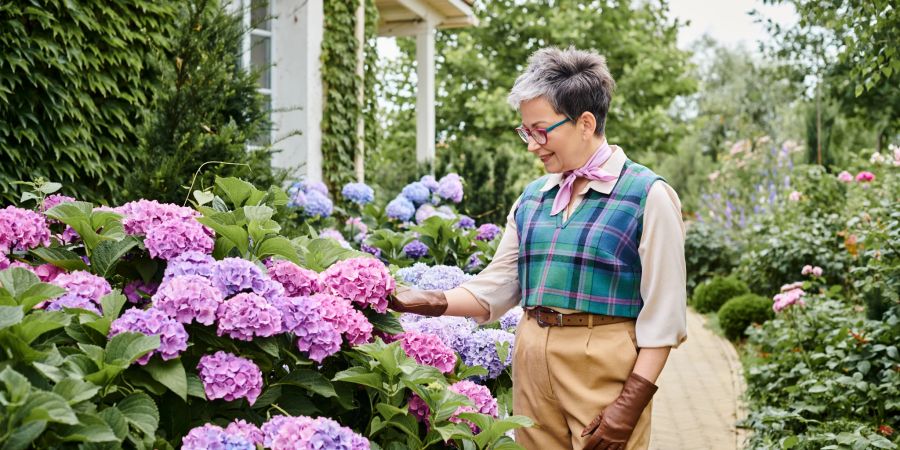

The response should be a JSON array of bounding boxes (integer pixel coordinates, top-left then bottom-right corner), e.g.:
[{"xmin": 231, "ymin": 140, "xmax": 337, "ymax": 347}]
[
  {"xmin": 691, "ymin": 275, "xmax": 750, "ymax": 313},
  {"xmin": 718, "ymin": 294, "xmax": 774, "ymax": 341}
]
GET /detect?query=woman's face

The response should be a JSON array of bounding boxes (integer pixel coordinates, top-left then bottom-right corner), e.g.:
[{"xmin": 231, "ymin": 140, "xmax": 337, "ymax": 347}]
[{"xmin": 519, "ymin": 97, "xmax": 592, "ymax": 173}]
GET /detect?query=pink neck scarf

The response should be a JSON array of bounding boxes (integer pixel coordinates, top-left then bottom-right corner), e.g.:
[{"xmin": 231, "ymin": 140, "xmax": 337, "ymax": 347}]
[{"xmin": 550, "ymin": 142, "xmax": 618, "ymax": 216}]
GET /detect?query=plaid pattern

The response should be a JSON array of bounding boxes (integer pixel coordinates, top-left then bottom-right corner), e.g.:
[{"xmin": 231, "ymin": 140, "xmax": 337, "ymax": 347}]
[{"xmin": 515, "ymin": 160, "xmax": 662, "ymax": 318}]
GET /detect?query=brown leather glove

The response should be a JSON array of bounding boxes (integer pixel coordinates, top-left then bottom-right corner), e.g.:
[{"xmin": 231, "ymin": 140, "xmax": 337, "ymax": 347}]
[
  {"xmin": 581, "ymin": 372, "xmax": 658, "ymax": 450},
  {"xmin": 388, "ymin": 286, "xmax": 448, "ymax": 316}
]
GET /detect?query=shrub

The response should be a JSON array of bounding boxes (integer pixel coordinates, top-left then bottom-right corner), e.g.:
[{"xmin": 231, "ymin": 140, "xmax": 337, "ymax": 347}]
[
  {"xmin": 717, "ymin": 294, "xmax": 773, "ymax": 341},
  {"xmin": 684, "ymin": 220, "xmax": 738, "ymax": 294},
  {"xmin": 691, "ymin": 275, "xmax": 749, "ymax": 313}
]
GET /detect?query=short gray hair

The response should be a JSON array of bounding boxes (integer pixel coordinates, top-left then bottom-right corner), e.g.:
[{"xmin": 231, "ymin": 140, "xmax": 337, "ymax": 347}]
[{"xmin": 508, "ymin": 47, "xmax": 616, "ymax": 135}]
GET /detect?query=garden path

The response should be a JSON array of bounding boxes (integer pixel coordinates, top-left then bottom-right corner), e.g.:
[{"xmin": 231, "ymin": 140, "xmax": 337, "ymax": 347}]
[{"xmin": 649, "ymin": 310, "xmax": 747, "ymax": 450}]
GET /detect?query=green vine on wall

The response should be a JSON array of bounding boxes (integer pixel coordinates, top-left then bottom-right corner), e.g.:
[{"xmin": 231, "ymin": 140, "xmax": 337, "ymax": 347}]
[{"xmin": 320, "ymin": 0, "xmax": 378, "ymax": 194}]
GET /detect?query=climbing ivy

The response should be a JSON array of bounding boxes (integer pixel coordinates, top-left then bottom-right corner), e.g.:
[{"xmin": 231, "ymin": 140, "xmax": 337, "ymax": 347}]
[{"xmin": 320, "ymin": 0, "xmax": 378, "ymax": 193}]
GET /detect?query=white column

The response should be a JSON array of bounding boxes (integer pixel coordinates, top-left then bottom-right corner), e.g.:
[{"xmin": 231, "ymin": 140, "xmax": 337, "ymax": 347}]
[
  {"xmin": 354, "ymin": 0, "xmax": 366, "ymax": 182},
  {"xmin": 271, "ymin": 0, "xmax": 323, "ymax": 183},
  {"xmin": 415, "ymin": 22, "xmax": 436, "ymax": 164}
]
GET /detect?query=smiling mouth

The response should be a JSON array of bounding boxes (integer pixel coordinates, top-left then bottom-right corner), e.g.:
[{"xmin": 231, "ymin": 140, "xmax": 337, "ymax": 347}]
[{"xmin": 539, "ymin": 154, "xmax": 553, "ymax": 162}]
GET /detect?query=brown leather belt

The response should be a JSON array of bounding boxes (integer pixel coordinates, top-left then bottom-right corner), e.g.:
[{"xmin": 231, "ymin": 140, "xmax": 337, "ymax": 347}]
[{"xmin": 527, "ymin": 306, "xmax": 634, "ymax": 327}]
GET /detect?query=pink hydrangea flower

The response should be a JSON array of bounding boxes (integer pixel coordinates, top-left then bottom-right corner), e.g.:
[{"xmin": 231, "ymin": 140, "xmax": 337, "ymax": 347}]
[
  {"xmin": 276, "ymin": 296, "xmax": 344, "ymax": 362},
  {"xmin": 216, "ymin": 292, "xmax": 283, "ymax": 341},
  {"xmin": 34, "ymin": 263, "xmax": 65, "ymax": 282},
  {"xmin": 262, "ymin": 415, "xmax": 369, "ymax": 450},
  {"xmin": 266, "ymin": 260, "xmax": 321, "ymax": 297},
  {"xmin": 51, "ymin": 270, "xmax": 111, "ymax": 305},
  {"xmin": 801, "ymin": 265, "xmax": 813, "ymax": 275},
  {"xmin": 145, "ymin": 218, "xmax": 214, "ymax": 260},
  {"xmin": 837, "ymin": 171, "xmax": 854, "ymax": 183},
  {"xmin": 408, "ymin": 380, "xmax": 499, "ymax": 433},
  {"xmin": 788, "ymin": 191, "xmax": 802, "ymax": 201},
  {"xmin": 225, "ymin": 419, "xmax": 264, "ymax": 446},
  {"xmin": 812, "ymin": 266, "xmax": 823, "ymax": 277},
  {"xmin": 320, "ymin": 257, "xmax": 395, "ymax": 313},
  {"xmin": 197, "ymin": 351, "xmax": 263, "ymax": 405},
  {"xmin": 398, "ymin": 331, "xmax": 457, "ymax": 373},
  {"xmin": 0, "ymin": 206, "xmax": 51, "ymax": 254},
  {"xmin": 311, "ymin": 293, "xmax": 373, "ymax": 347},
  {"xmin": 855, "ymin": 171, "xmax": 876, "ymax": 182},
  {"xmin": 182, "ymin": 424, "xmax": 253, "ymax": 450},
  {"xmin": 152, "ymin": 275, "xmax": 223, "ymax": 325},
  {"xmin": 116, "ymin": 199, "xmax": 201, "ymax": 236}
]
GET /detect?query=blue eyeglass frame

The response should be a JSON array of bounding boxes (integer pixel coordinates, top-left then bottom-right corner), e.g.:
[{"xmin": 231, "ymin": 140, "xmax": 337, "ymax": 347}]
[{"xmin": 515, "ymin": 118, "xmax": 571, "ymax": 145}]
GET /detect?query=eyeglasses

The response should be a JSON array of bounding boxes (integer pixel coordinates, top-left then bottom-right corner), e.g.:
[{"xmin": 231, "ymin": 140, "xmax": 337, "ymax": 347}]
[{"xmin": 515, "ymin": 118, "xmax": 571, "ymax": 145}]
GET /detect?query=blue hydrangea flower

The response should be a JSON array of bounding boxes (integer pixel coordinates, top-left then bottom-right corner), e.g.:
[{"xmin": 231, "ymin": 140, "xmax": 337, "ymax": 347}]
[
  {"xmin": 302, "ymin": 180, "xmax": 329, "ymax": 196},
  {"xmin": 416, "ymin": 265, "xmax": 472, "ymax": 291},
  {"xmin": 402, "ymin": 240, "xmax": 429, "ymax": 259},
  {"xmin": 420, "ymin": 175, "xmax": 439, "ymax": 192},
  {"xmin": 386, "ymin": 196, "xmax": 415, "ymax": 221},
  {"xmin": 401, "ymin": 182, "xmax": 431, "ymax": 205},
  {"xmin": 303, "ymin": 190, "xmax": 333, "ymax": 218},
  {"xmin": 396, "ymin": 262, "xmax": 430, "ymax": 285},
  {"xmin": 458, "ymin": 329, "xmax": 515, "ymax": 380},
  {"xmin": 342, "ymin": 182, "xmax": 375, "ymax": 206},
  {"xmin": 437, "ymin": 174, "xmax": 464, "ymax": 203},
  {"xmin": 499, "ymin": 306, "xmax": 523, "ymax": 331}
]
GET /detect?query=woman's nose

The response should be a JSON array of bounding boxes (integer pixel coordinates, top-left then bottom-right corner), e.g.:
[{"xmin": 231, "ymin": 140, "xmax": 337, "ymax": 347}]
[{"xmin": 527, "ymin": 139, "xmax": 542, "ymax": 153}]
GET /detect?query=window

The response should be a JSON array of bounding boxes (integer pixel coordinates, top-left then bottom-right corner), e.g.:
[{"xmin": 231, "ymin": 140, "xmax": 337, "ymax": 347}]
[{"xmin": 242, "ymin": 0, "xmax": 272, "ymax": 145}]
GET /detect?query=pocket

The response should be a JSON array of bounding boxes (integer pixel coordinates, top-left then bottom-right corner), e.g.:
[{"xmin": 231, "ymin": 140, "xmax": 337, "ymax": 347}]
[{"xmin": 625, "ymin": 327, "xmax": 639, "ymax": 357}]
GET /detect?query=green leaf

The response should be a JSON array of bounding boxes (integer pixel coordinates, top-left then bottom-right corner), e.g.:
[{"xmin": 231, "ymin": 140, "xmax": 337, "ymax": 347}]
[
  {"xmin": 365, "ymin": 311, "xmax": 404, "ymax": 335},
  {"xmin": 98, "ymin": 406, "xmax": 130, "ymax": 440},
  {"xmin": 0, "ymin": 267, "xmax": 40, "ymax": 298},
  {"xmin": 2, "ymin": 421, "xmax": 47, "ymax": 450},
  {"xmin": 187, "ymin": 373, "xmax": 206, "ymax": 399},
  {"xmin": 53, "ymin": 378, "xmax": 101, "ymax": 404},
  {"xmin": 36, "ymin": 182, "xmax": 62, "ymax": 194},
  {"xmin": 782, "ymin": 435, "xmax": 799, "ymax": 449},
  {"xmin": 216, "ymin": 176, "xmax": 254, "ymax": 208},
  {"xmin": 333, "ymin": 367, "xmax": 384, "ymax": 391},
  {"xmin": 17, "ymin": 282, "xmax": 66, "ymax": 310},
  {"xmin": 0, "ymin": 366, "xmax": 32, "ymax": 403},
  {"xmin": 142, "ymin": 358, "xmax": 187, "ymax": 401},
  {"xmin": 14, "ymin": 310, "xmax": 70, "ymax": 344},
  {"xmin": 29, "ymin": 247, "xmax": 90, "ymax": 271},
  {"xmin": 45, "ymin": 202, "xmax": 101, "ymax": 249},
  {"xmin": 117, "ymin": 393, "xmax": 160, "ymax": 440},
  {"xmin": 20, "ymin": 391, "xmax": 80, "ymax": 425},
  {"xmin": 58, "ymin": 412, "xmax": 118, "ymax": 443},
  {"xmin": 277, "ymin": 369, "xmax": 337, "ymax": 398},
  {"xmin": 256, "ymin": 236, "xmax": 301, "ymax": 264},
  {"xmin": 91, "ymin": 236, "xmax": 140, "ymax": 277},
  {"xmin": 243, "ymin": 205, "xmax": 274, "ymax": 222},
  {"xmin": 196, "ymin": 216, "xmax": 249, "ymax": 254},
  {"xmin": 101, "ymin": 293, "xmax": 127, "ymax": 320},
  {"xmin": 105, "ymin": 332, "xmax": 160, "ymax": 366},
  {"xmin": 0, "ymin": 305, "xmax": 24, "ymax": 330},
  {"xmin": 193, "ymin": 190, "xmax": 215, "ymax": 206}
]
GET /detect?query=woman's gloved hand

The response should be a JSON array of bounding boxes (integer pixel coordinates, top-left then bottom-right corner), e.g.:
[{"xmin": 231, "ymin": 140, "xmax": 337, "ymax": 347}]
[
  {"xmin": 581, "ymin": 372, "xmax": 658, "ymax": 450},
  {"xmin": 388, "ymin": 285, "xmax": 448, "ymax": 316}
]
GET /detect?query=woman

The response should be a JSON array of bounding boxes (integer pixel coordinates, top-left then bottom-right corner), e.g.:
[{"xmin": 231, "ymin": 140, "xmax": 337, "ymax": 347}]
[{"xmin": 390, "ymin": 47, "xmax": 687, "ymax": 450}]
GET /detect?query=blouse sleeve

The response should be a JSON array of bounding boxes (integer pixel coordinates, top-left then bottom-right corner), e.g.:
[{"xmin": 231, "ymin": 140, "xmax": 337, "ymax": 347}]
[
  {"xmin": 635, "ymin": 181, "xmax": 688, "ymax": 348},
  {"xmin": 458, "ymin": 198, "xmax": 522, "ymax": 324}
]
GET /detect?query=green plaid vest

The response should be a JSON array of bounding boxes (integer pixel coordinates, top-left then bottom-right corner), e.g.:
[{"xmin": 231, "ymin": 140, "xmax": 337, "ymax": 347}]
[{"xmin": 515, "ymin": 160, "xmax": 663, "ymax": 318}]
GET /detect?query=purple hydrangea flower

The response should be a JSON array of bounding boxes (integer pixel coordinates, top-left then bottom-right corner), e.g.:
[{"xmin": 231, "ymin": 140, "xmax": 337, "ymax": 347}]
[
  {"xmin": 288, "ymin": 189, "xmax": 307, "ymax": 208},
  {"xmin": 51, "ymin": 270, "xmax": 111, "ymax": 306},
  {"xmin": 475, "ymin": 223, "xmax": 502, "ymax": 241},
  {"xmin": 197, "ymin": 351, "xmax": 263, "ymax": 405},
  {"xmin": 225, "ymin": 420, "xmax": 264, "ymax": 446},
  {"xmin": 398, "ymin": 331, "xmax": 457, "ymax": 373},
  {"xmin": 402, "ymin": 240, "xmax": 429, "ymax": 259},
  {"xmin": 303, "ymin": 190, "xmax": 333, "ymax": 218},
  {"xmin": 109, "ymin": 308, "xmax": 188, "ymax": 365},
  {"xmin": 41, "ymin": 193, "xmax": 77, "ymax": 212},
  {"xmin": 210, "ymin": 258, "xmax": 270, "ymax": 298},
  {"xmin": 152, "ymin": 275, "xmax": 224, "ymax": 325},
  {"xmin": 386, "ymin": 196, "xmax": 415, "ymax": 222},
  {"xmin": 341, "ymin": 182, "xmax": 375, "ymax": 206},
  {"xmin": 345, "ymin": 217, "xmax": 368, "ymax": 240},
  {"xmin": 456, "ymin": 215, "xmax": 475, "ymax": 229},
  {"xmin": 416, "ymin": 265, "xmax": 472, "ymax": 291},
  {"xmin": 275, "ymin": 296, "xmax": 343, "ymax": 362},
  {"xmin": 162, "ymin": 251, "xmax": 216, "ymax": 282},
  {"xmin": 0, "ymin": 206, "xmax": 51, "ymax": 254},
  {"xmin": 401, "ymin": 182, "xmax": 431, "ymax": 206},
  {"xmin": 216, "ymin": 292, "xmax": 283, "ymax": 341},
  {"xmin": 465, "ymin": 252, "xmax": 485, "ymax": 273},
  {"xmin": 419, "ymin": 175, "xmax": 440, "ymax": 192},
  {"xmin": 145, "ymin": 218, "xmax": 214, "ymax": 260},
  {"xmin": 401, "ymin": 315, "xmax": 475, "ymax": 353},
  {"xmin": 33, "ymin": 263, "xmax": 65, "ymax": 282},
  {"xmin": 360, "ymin": 243, "xmax": 382, "ymax": 258},
  {"xmin": 116, "ymin": 199, "xmax": 200, "ymax": 236},
  {"xmin": 499, "ymin": 306, "xmax": 523, "ymax": 331},
  {"xmin": 458, "ymin": 329, "xmax": 515, "ymax": 380},
  {"xmin": 320, "ymin": 257, "xmax": 395, "ymax": 313},
  {"xmin": 181, "ymin": 424, "xmax": 254, "ymax": 450},
  {"xmin": 415, "ymin": 204, "xmax": 437, "ymax": 224},
  {"xmin": 263, "ymin": 416, "xmax": 370, "ymax": 450},
  {"xmin": 123, "ymin": 279, "xmax": 159, "ymax": 305},
  {"xmin": 437, "ymin": 174, "xmax": 464, "ymax": 203},
  {"xmin": 266, "ymin": 260, "xmax": 321, "ymax": 297},
  {"xmin": 319, "ymin": 228, "xmax": 351, "ymax": 249},
  {"xmin": 46, "ymin": 293, "xmax": 102, "ymax": 315}
]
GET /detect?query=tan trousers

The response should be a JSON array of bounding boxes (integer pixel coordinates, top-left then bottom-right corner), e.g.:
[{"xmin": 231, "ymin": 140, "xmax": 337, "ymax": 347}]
[{"xmin": 513, "ymin": 312, "xmax": 652, "ymax": 450}]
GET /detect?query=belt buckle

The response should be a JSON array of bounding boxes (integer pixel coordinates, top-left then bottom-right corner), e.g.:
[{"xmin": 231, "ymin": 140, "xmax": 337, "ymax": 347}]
[{"xmin": 535, "ymin": 308, "xmax": 562, "ymax": 327}]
